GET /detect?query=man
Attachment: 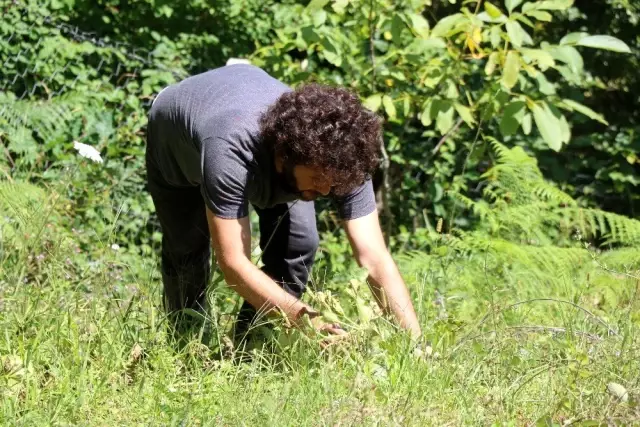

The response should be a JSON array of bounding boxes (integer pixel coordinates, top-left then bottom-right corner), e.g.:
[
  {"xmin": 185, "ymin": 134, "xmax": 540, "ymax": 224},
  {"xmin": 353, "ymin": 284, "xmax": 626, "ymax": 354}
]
[{"xmin": 145, "ymin": 63, "xmax": 421, "ymax": 341}]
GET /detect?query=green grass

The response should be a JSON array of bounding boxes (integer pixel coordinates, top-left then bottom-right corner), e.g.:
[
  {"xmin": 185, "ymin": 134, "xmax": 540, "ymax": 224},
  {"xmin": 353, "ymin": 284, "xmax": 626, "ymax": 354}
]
[{"xmin": 1, "ymin": 181, "xmax": 639, "ymax": 426}]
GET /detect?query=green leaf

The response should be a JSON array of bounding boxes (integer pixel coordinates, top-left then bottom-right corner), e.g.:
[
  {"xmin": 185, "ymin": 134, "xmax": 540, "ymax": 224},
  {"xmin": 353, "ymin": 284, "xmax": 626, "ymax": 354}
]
[
  {"xmin": 485, "ymin": 52, "xmax": 499, "ymax": 75},
  {"xmin": 502, "ymin": 51, "xmax": 520, "ymax": 89},
  {"xmin": 420, "ymin": 99, "xmax": 433, "ymax": 127},
  {"xmin": 477, "ymin": 12, "xmax": 508, "ymax": 23},
  {"xmin": 490, "ymin": 25, "xmax": 502, "ymax": 48},
  {"xmin": 355, "ymin": 297, "xmax": 374, "ymax": 324},
  {"xmin": 435, "ymin": 101, "xmax": 455, "ymax": 135},
  {"xmin": 403, "ymin": 96, "xmax": 411, "ymax": 117},
  {"xmin": 307, "ymin": 0, "xmax": 330, "ymax": 10},
  {"xmin": 312, "ymin": 9, "xmax": 327, "ymax": 27},
  {"xmin": 445, "ymin": 80, "xmax": 459, "ymax": 99},
  {"xmin": 558, "ymin": 110, "xmax": 571, "ymax": 144},
  {"xmin": 505, "ymin": 0, "xmax": 524, "ymax": 13},
  {"xmin": 575, "ymin": 35, "xmax": 631, "ymax": 53},
  {"xmin": 407, "ymin": 38, "xmax": 447, "ymax": 54},
  {"xmin": 485, "ymin": 2, "xmax": 503, "ymax": 18},
  {"xmin": 301, "ymin": 26, "xmax": 321, "ymax": 45},
  {"xmin": 382, "ymin": 95, "xmax": 397, "ymax": 119},
  {"xmin": 525, "ymin": 10, "xmax": 552, "ymax": 21},
  {"xmin": 391, "ymin": 14, "xmax": 405, "ymax": 42},
  {"xmin": 523, "ymin": 0, "xmax": 573, "ymax": 11},
  {"xmin": 331, "ymin": 0, "xmax": 349, "ymax": 13},
  {"xmin": 500, "ymin": 101, "xmax": 526, "ymax": 136},
  {"xmin": 7, "ymin": 127, "xmax": 38, "ymax": 159},
  {"xmin": 546, "ymin": 45, "xmax": 583, "ymax": 73},
  {"xmin": 320, "ymin": 37, "xmax": 342, "ymax": 66},
  {"xmin": 454, "ymin": 103, "xmax": 475, "ymax": 126},
  {"xmin": 409, "ymin": 13, "xmax": 430, "ymax": 38},
  {"xmin": 522, "ymin": 112, "xmax": 532, "ymax": 134},
  {"xmin": 530, "ymin": 102, "xmax": 562, "ymax": 151},
  {"xmin": 506, "ymin": 21, "xmax": 522, "ymax": 47},
  {"xmin": 432, "ymin": 13, "xmax": 466, "ymax": 38},
  {"xmin": 322, "ymin": 310, "xmax": 341, "ymax": 324},
  {"xmin": 536, "ymin": 72, "xmax": 556, "ymax": 95},
  {"xmin": 363, "ymin": 94, "xmax": 383, "ymax": 112},
  {"xmin": 506, "ymin": 20, "xmax": 532, "ymax": 47},
  {"xmin": 560, "ymin": 99, "xmax": 609, "ymax": 125},
  {"xmin": 560, "ymin": 32, "xmax": 589, "ymax": 45},
  {"xmin": 520, "ymin": 48, "xmax": 556, "ymax": 69},
  {"xmin": 515, "ymin": 14, "xmax": 535, "ymax": 28}
]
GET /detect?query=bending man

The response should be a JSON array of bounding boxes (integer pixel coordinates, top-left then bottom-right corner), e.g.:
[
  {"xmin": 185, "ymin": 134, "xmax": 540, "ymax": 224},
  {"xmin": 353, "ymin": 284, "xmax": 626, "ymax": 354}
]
[{"xmin": 145, "ymin": 64, "xmax": 421, "ymax": 340}]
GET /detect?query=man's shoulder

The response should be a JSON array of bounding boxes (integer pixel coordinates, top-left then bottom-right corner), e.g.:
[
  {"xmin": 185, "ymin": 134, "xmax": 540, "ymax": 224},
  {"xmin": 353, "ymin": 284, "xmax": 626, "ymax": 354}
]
[{"xmin": 180, "ymin": 64, "xmax": 289, "ymax": 95}]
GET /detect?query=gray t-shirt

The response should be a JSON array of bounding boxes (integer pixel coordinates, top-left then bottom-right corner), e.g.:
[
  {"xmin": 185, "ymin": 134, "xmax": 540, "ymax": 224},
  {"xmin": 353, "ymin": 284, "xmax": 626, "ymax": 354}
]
[{"xmin": 147, "ymin": 64, "xmax": 376, "ymax": 220}]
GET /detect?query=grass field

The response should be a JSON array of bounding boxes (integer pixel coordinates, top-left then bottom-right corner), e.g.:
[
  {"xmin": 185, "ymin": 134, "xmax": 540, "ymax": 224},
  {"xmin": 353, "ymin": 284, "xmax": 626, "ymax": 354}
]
[{"xmin": 1, "ymin": 181, "xmax": 639, "ymax": 426}]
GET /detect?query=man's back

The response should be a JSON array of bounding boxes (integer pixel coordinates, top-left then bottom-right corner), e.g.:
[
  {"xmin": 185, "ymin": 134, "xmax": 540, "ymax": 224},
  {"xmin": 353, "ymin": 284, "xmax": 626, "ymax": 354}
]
[{"xmin": 147, "ymin": 64, "xmax": 290, "ymax": 190}]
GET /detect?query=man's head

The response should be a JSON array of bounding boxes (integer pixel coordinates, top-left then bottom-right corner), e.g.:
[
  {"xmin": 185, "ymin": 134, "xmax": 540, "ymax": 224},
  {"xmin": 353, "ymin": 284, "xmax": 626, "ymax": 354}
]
[{"xmin": 259, "ymin": 84, "xmax": 382, "ymax": 200}]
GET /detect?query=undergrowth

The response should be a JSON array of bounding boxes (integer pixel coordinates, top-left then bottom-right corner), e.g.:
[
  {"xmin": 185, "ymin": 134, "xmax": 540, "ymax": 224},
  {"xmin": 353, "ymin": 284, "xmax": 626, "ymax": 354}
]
[{"xmin": 1, "ymin": 143, "xmax": 639, "ymax": 425}]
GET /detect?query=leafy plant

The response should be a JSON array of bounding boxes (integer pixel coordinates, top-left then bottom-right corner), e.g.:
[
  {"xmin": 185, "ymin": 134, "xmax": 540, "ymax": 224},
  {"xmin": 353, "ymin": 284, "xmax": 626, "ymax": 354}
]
[{"xmin": 248, "ymin": 0, "xmax": 631, "ymax": 236}]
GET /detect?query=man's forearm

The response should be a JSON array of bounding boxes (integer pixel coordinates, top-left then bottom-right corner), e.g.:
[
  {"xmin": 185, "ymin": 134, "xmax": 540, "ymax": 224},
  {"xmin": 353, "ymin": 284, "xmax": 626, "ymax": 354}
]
[
  {"xmin": 365, "ymin": 254, "xmax": 421, "ymax": 337},
  {"xmin": 220, "ymin": 258, "xmax": 313, "ymax": 325}
]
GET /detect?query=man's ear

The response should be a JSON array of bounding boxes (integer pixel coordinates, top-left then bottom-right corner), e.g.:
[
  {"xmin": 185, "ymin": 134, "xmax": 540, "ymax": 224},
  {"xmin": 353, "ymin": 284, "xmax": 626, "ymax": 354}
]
[{"xmin": 274, "ymin": 152, "xmax": 284, "ymax": 173}]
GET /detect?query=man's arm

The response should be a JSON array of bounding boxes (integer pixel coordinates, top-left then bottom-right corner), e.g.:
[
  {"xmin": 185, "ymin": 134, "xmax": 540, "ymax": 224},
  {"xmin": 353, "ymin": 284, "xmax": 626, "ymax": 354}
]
[
  {"xmin": 343, "ymin": 210, "xmax": 422, "ymax": 338},
  {"xmin": 206, "ymin": 208, "xmax": 310, "ymax": 323},
  {"xmin": 206, "ymin": 208, "xmax": 344, "ymax": 334}
]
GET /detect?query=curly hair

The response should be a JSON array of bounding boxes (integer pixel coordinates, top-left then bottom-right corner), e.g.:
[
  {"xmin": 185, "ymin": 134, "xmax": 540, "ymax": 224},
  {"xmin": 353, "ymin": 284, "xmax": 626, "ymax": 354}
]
[{"xmin": 259, "ymin": 84, "xmax": 382, "ymax": 196}]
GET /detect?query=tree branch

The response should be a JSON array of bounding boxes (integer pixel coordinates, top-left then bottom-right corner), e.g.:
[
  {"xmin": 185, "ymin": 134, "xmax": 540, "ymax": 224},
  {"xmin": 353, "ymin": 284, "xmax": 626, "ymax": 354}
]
[{"xmin": 432, "ymin": 118, "xmax": 464, "ymax": 155}]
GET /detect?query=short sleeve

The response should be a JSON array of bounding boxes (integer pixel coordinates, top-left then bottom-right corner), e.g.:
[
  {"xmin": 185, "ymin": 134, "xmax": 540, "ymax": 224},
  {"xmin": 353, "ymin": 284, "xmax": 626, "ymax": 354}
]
[
  {"xmin": 335, "ymin": 179, "xmax": 377, "ymax": 220},
  {"xmin": 200, "ymin": 137, "xmax": 250, "ymax": 219}
]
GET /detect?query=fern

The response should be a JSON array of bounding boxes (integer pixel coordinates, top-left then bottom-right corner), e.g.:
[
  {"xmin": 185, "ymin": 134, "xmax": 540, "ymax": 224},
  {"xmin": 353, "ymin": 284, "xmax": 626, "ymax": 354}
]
[
  {"xmin": 399, "ymin": 140, "xmax": 640, "ymax": 304},
  {"xmin": 0, "ymin": 92, "xmax": 104, "ymax": 145},
  {"xmin": 0, "ymin": 91, "xmax": 107, "ymax": 167},
  {"xmin": 0, "ymin": 181, "xmax": 52, "ymax": 250},
  {"xmin": 453, "ymin": 140, "xmax": 640, "ymax": 248},
  {"xmin": 0, "ymin": 181, "xmax": 48, "ymax": 220}
]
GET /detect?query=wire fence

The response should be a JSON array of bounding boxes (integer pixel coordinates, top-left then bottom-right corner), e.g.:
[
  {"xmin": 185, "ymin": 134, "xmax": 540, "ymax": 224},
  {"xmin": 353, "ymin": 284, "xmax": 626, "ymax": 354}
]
[
  {"xmin": 0, "ymin": 3, "xmax": 191, "ymax": 247},
  {"xmin": 1, "ymin": 3, "xmax": 187, "ymax": 104}
]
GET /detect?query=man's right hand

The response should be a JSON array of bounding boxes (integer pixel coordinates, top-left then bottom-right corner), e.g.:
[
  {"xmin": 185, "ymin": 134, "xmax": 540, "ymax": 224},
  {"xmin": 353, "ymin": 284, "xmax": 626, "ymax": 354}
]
[
  {"xmin": 207, "ymin": 209, "xmax": 311, "ymax": 324},
  {"xmin": 295, "ymin": 306, "xmax": 348, "ymax": 347},
  {"xmin": 312, "ymin": 318, "xmax": 347, "ymax": 335},
  {"xmin": 309, "ymin": 316, "xmax": 349, "ymax": 348},
  {"xmin": 206, "ymin": 208, "xmax": 350, "ymax": 347}
]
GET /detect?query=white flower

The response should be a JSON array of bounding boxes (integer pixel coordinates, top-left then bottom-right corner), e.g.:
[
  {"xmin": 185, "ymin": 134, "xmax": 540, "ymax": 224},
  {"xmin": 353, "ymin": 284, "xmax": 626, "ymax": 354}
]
[
  {"xmin": 111, "ymin": 243, "xmax": 120, "ymax": 251},
  {"xmin": 73, "ymin": 141, "xmax": 103, "ymax": 163}
]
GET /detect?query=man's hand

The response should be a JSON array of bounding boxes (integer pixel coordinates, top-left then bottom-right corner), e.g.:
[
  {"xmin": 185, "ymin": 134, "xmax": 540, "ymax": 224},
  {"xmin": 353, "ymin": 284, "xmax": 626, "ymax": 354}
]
[
  {"xmin": 293, "ymin": 306, "xmax": 348, "ymax": 349},
  {"xmin": 298, "ymin": 306, "xmax": 348, "ymax": 344},
  {"xmin": 206, "ymin": 208, "xmax": 312, "ymax": 325},
  {"xmin": 344, "ymin": 210, "xmax": 422, "ymax": 339},
  {"xmin": 310, "ymin": 316, "xmax": 349, "ymax": 349},
  {"xmin": 310, "ymin": 316, "xmax": 347, "ymax": 336}
]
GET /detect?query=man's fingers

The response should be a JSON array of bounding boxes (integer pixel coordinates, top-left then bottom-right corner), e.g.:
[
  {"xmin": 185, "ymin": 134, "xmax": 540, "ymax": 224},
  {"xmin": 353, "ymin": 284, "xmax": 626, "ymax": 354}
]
[
  {"xmin": 318, "ymin": 324, "xmax": 347, "ymax": 335},
  {"xmin": 319, "ymin": 332, "xmax": 349, "ymax": 349}
]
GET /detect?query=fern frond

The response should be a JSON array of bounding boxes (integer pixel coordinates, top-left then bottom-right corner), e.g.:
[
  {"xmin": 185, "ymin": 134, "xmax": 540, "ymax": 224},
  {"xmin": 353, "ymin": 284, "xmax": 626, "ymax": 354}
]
[
  {"xmin": 0, "ymin": 181, "xmax": 49, "ymax": 226},
  {"xmin": 597, "ymin": 248, "xmax": 640, "ymax": 272},
  {"xmin": 532, "ymin": 183, "xmax": 576, "ymax": 206},
  {"xmin": 559, "ymin": 208, "xmax": 640, "ymax": 246},
  {"xmin": 0, "ymin": 91, "xmax": 101, "ymax": 144},
  {"xmin": 449, "ymin": 192, "xmax": 497, "ymax": 229},
  {"xmin": 449, "ymin": 141, "xmax": 640, "ymax": 248}
]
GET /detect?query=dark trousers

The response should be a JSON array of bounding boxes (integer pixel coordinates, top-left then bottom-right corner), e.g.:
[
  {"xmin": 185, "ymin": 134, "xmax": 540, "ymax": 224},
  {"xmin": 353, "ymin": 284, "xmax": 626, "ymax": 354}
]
[{"xmin": 145, "ymin": 148, "xmax": 319, "ymax": 337}]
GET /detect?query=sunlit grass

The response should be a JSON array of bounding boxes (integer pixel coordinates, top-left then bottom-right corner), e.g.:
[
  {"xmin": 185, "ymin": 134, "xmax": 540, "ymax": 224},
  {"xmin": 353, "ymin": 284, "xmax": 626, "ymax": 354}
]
[{"xmin": 1, "ymin": 183, "xmax": 639, "ymax": 425}]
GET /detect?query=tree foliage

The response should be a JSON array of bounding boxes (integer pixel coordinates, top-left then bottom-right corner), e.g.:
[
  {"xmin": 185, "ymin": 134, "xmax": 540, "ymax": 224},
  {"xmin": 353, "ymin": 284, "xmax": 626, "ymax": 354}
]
[{"xmin": 0, "ymin": 0, "xmax": 637, "ymax": 254}]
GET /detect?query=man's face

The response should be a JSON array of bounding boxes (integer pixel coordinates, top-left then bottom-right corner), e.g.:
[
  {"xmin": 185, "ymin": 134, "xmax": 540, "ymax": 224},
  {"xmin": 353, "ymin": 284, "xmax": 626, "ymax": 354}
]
[{"xmin": 278, "ymin": 161, "xmax": 332, "ymax": 201}]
